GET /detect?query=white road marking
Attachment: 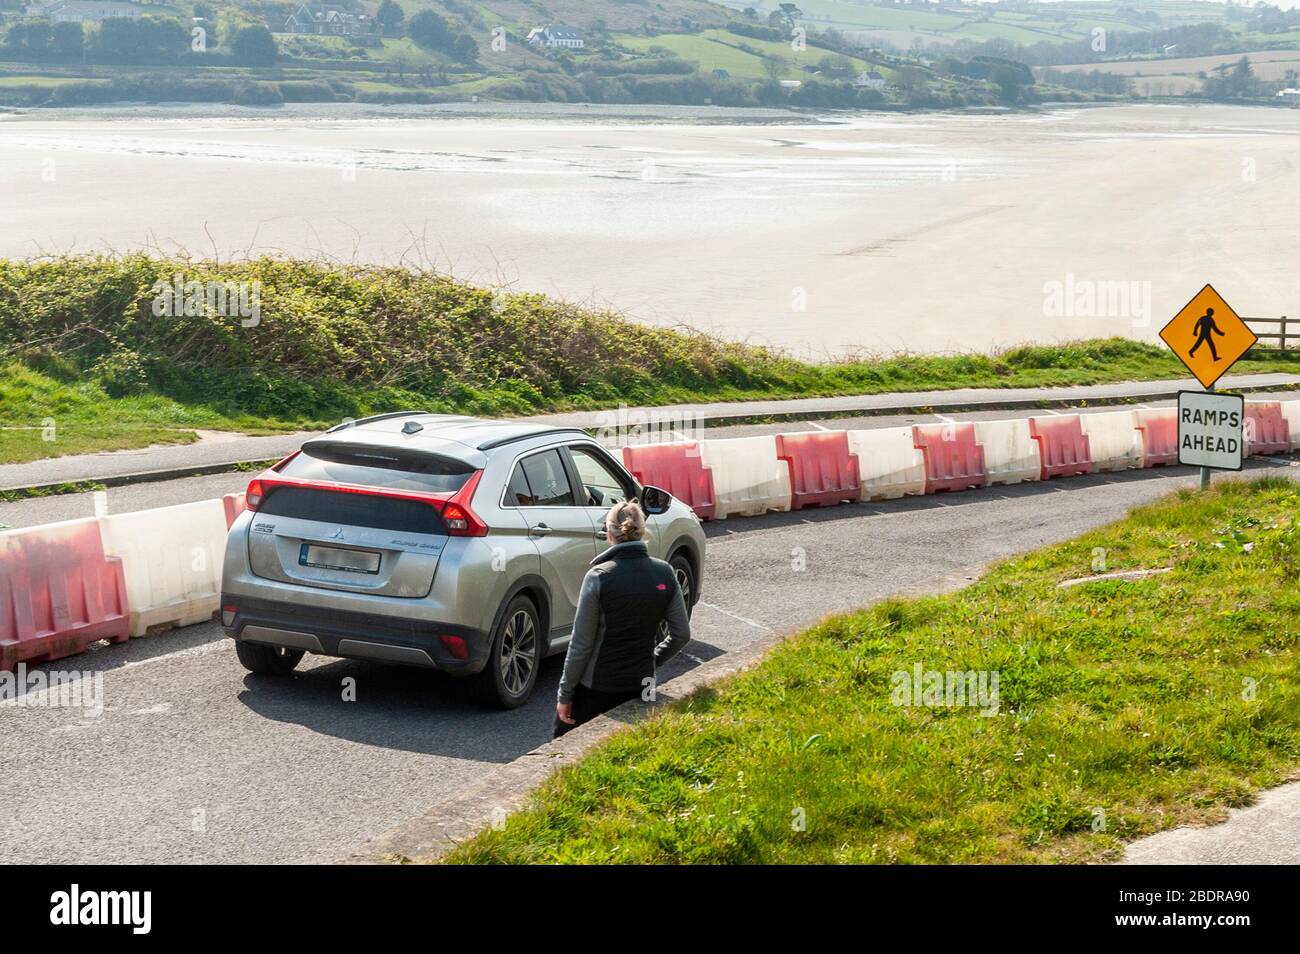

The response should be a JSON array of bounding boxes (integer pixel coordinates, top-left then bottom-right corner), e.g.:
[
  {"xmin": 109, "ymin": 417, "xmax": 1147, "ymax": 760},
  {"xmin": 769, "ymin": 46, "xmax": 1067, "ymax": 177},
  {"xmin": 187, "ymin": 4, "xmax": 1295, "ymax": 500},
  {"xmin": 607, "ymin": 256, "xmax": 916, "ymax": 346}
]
[{"xmin": 697, "ymin": 601, "xmax": 772, "ymax": 632}]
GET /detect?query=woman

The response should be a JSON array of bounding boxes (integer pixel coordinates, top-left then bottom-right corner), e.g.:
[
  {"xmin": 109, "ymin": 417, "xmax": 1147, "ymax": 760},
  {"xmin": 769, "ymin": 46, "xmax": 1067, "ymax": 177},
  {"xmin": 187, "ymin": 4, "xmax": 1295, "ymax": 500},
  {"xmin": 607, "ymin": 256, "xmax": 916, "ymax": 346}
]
[{"xmin": 554, "ymin": 499, "xmax": 691, "ymax": 738}]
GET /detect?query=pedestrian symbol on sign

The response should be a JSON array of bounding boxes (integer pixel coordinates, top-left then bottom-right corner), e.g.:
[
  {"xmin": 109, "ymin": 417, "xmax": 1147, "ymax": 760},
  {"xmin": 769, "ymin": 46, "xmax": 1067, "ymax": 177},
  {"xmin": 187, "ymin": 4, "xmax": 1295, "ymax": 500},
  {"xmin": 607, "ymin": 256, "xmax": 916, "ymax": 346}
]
[{"xmin": 1189, "ymin": 308, "xmax": 1224, "ymax": 362}]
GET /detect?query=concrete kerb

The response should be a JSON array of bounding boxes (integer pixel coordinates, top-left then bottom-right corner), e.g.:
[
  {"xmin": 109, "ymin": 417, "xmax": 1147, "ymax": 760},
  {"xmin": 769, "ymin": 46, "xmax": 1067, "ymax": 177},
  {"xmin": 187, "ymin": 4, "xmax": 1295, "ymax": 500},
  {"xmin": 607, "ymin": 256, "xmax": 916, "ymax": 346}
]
[
  {"xmin": 340, "ymin": 561, "xmax": 991, "ymax": 865},
  {"xmin": 0, "ymin": 460, "xmax": 278, "ymax": 496}
]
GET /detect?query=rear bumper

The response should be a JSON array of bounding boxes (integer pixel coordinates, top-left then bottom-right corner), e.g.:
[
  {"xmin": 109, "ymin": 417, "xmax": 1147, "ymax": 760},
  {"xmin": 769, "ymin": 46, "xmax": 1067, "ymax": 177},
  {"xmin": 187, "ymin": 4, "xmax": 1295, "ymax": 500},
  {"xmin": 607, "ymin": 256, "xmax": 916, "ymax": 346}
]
[{"xmin": 221, "ymin": 594, "xmax": 489, "ymax": 675}]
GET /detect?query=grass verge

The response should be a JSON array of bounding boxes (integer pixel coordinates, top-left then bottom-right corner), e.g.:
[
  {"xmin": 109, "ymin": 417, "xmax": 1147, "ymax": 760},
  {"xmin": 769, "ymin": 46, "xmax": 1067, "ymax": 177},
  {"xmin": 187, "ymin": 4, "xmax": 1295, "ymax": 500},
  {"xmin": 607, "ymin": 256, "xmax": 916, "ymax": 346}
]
[
  {"xmin": 4, "ymin": 254, "xmax": 1300, "ymax": 465},
  {"xmin": 446, "ymin": 478, "xmax": 1300, "ymax": 864}
]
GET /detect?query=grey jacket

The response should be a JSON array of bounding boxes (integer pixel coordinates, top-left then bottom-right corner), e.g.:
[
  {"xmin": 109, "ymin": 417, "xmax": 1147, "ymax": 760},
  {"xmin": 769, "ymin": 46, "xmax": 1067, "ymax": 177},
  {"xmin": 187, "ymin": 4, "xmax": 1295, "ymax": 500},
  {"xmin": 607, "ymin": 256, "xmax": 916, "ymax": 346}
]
[{"xmin": 557, "ymin": 541, "xmax": 691, "ymax": 704}]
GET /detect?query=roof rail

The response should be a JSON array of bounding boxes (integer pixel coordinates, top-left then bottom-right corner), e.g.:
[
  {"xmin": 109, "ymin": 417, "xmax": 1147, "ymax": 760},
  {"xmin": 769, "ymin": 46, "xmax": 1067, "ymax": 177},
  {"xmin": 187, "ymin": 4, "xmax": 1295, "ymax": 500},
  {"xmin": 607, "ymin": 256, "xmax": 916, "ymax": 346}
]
[
  {"xmin": 324, "ymin": 410, "xmax": 434, "ymax": 433},
  {"xmin": 477, "ymin": 427, "xmax": 588, "ymax": 451}
]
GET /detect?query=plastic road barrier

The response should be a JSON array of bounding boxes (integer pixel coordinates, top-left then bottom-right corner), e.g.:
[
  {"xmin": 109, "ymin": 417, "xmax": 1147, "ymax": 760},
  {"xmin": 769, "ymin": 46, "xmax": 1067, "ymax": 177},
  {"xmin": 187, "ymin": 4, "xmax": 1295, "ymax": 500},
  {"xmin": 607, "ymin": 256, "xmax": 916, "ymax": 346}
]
[
  {"xmin": 973, "ymin": 419, "xmax": 1041, "ymax": 486},
  {"xmin": 99, "ymin": 499, "xmax": 229, "ymax": 637},
  {"xmin": 0, "ymin": 518, "xmax": 129, "ymax": 671},
  {"xmin": 1079, "ymin": 410, "xmax": 1142, "ymax": 472},
  {"xmin": 846, "ymin": 427, "xmax": 927, "ymax": 500},
  {"xmin": 1278, "ymin": 400, "xmax": 1300, "ymax": 453},
  {"xmin": 775, "ymin": 431, "xmax": 861, "ymax": 510},
  {"xmin": 1135, "ymin": 408, "xmax": 1179, "ymax": 467},
  {"xmin": 1245, "ymin": 401, "xmax": 1289, "ymax": 456},
  {"xmin": 223, "ymin": 492, "xmax": 247, "ymax": 529},
  {"xmin": 1029, "ymin": 415, "xmax": 1093, "ymax": 479},
  {"xmin": 621, "ymin": 442, "xmax": 716, "ymax": 521},
  {"xmin": 912, "ymin": 423, "xmax": 986, "ymax": 493},
  {"xmin": 697, "ymin": 435, "xmax": 792, "ymax": 518}
]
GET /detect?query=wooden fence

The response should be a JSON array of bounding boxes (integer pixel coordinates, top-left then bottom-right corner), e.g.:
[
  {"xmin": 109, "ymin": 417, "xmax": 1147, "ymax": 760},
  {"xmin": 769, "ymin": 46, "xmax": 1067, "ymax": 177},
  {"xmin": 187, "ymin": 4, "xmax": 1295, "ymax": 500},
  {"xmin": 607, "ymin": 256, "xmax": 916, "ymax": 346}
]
[{"xmin": 1244, "ymin": 316, "xmax": 1293, "ymax": 352}]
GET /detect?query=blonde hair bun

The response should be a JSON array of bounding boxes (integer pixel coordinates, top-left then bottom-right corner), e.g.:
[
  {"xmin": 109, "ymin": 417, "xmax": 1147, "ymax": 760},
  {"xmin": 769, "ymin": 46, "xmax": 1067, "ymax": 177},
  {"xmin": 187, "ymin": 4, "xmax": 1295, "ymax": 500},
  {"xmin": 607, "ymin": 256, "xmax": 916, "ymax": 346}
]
[{"xmin": 607, "ymin": 500, "xmax": 647, "ymax": 543}]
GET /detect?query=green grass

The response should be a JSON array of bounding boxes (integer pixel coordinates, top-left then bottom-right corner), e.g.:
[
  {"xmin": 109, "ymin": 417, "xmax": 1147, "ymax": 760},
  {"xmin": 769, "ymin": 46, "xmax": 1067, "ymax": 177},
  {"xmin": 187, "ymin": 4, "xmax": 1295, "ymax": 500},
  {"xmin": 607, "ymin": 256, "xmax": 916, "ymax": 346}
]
[
  {"xmin": 446, "ymin": 478, "xmax": 1300, "ymax": 864},
  {"xmin": 0, "ymin": 360, "xmax": 296, "ymax": 464},
  {"xmin": 3, "ymin": 254, "xmax": 1300, "ymax": 466},
  {"xmin": 0, "ymin": 480, "xmax": 106, "ymax": 503},
  {"xmin": 0, "ymin": 76, "xmax": 111, "ymax": 88},
  {"xmin": 620, "ymin": 29, "xmax": 872, "ymax": 79}
]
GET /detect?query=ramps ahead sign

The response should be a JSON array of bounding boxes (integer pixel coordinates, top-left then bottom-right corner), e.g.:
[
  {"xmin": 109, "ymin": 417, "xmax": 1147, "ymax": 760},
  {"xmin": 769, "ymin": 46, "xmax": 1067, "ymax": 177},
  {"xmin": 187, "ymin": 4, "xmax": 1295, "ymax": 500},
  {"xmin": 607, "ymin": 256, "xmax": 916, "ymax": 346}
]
[{"xmin": 1178, "ymin": 390, "xmax": 1244, "ymax": 471}]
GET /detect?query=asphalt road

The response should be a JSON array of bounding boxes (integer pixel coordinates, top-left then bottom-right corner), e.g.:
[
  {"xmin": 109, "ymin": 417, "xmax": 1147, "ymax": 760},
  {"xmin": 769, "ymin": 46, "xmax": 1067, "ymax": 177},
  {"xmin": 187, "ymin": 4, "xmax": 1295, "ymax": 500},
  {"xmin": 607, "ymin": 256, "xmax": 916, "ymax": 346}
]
[
  {"xmin": 4, "ymin": 459, "xmax": 1291, "ymax": 864},
  {"xmin": 1122, "ymin": 781, "xmax": 1300, "ymax": 864}
]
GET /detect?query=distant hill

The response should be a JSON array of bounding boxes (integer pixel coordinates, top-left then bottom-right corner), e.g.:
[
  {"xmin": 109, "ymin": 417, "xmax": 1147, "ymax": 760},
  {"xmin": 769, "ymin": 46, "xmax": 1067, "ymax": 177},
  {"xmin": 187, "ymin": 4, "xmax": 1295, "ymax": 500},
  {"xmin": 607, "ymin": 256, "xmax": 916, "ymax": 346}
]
[{"xmin": 0, "ymin": 0, "xmax": 1186, "ymax": 108}]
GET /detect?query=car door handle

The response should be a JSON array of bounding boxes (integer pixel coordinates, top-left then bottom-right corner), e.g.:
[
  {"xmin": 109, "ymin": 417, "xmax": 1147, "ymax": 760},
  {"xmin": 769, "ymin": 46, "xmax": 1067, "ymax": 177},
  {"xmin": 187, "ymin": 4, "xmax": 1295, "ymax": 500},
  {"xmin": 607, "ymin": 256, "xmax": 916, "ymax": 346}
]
[{"xmin": 529, "ymin": 523, "xmax": 552, "ymax": 537}]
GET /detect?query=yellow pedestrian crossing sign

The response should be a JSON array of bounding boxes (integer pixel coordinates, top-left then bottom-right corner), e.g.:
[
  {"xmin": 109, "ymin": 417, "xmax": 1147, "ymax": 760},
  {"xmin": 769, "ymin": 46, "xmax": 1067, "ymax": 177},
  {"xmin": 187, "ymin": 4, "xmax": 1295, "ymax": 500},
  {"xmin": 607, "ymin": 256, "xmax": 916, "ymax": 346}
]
[{"xmin": 1159, "ymin": 284, "xmax": 1256, "ymax": 389}]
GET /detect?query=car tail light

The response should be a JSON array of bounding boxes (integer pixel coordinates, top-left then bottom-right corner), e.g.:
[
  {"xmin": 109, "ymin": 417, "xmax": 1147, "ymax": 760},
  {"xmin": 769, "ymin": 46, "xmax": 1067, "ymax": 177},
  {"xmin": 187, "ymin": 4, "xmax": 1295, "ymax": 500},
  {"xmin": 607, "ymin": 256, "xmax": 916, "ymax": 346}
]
[
  {"xmin": 245, "ymin": 479, "xmax": 267, "ymax": 511},
  {"xmin": 221, "ymin": 604, "xmax": 237, "ymax": 627},
  {"xmin": 441, "ymin": 470, "xmax": 487, "ymax": 537},
  {"xmin": 440, "ymin": 635, "xmax": 469, "ymax": 660}
]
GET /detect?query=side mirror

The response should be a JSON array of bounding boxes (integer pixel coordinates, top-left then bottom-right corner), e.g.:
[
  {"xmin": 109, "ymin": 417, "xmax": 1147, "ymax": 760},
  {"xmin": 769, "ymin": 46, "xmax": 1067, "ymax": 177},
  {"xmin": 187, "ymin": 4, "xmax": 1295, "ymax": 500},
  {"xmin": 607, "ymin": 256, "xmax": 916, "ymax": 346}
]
[{"xmin": 640, "ymin": 485, "xmax": 672, "ymax": 516}]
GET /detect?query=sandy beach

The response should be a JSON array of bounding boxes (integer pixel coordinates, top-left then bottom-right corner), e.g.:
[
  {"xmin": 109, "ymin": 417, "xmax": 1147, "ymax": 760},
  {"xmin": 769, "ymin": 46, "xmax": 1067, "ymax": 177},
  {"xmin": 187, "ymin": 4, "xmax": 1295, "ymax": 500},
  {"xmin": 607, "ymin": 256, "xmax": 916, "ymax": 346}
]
[{"xmin": 1, "ymin": 102, "xmax": 1296, "ymax": 357}]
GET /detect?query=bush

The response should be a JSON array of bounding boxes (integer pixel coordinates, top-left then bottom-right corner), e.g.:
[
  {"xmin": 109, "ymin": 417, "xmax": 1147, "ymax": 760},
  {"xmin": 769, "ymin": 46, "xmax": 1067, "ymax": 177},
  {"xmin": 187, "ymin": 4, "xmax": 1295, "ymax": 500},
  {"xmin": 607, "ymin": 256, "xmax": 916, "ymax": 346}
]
[
  {"xmin": 91, "ymin": 349, "xmax": 149, "ymax": 397},
  {"xmin": 233, "ymin": 80, "xmax": 284, "ymax": 106},
  {"xmin": 230, "ymin": 25, "xmax": 277, "ymax": 67},
  {"xmin": 0, "ymin": 255, "xmax": 807, "ymax": 418}
]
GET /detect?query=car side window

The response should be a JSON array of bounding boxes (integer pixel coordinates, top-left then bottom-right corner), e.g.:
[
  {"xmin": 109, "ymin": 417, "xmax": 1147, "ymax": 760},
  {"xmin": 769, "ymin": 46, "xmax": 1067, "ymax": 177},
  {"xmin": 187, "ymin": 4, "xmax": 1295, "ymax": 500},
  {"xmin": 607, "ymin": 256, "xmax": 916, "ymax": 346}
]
[
  {"xmin": 568, "ymin": 445, "xmax": 633, "ymax": 508},
  {"xmin": 505, "ymin": 462, "xmax": 534, "ymax": 507},
  {"xmin": 517, "ymin": 450, "xmax": 576, "ymax": 507}
]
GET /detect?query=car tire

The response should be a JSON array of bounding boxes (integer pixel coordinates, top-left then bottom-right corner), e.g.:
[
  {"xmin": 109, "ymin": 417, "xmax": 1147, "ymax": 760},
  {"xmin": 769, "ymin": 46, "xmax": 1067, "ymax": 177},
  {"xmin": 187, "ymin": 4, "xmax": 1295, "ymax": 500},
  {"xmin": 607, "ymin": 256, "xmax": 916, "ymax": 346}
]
[
  {"xmin": 668, "ymin": 551, "xmax": 696, "ymax": 617},
  {"xmin": 474, "ymin": 595, "xmax": 542, "ymax": 709},
  {"xmin": 235, "ymin": 640, "xmax": 304, "ymax": 675}
]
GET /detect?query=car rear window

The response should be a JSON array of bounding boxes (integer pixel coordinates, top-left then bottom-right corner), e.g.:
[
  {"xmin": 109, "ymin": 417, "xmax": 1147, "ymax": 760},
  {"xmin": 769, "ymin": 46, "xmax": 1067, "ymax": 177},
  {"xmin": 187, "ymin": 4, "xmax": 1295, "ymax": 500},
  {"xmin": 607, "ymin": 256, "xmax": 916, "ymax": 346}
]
[
  {"xmin": 259, "ymin": 487, "xmax": 448, "ymax": 535},
  {"xmin": 280, "ymin": 444, "xmax": 475, "ymax": 495}
]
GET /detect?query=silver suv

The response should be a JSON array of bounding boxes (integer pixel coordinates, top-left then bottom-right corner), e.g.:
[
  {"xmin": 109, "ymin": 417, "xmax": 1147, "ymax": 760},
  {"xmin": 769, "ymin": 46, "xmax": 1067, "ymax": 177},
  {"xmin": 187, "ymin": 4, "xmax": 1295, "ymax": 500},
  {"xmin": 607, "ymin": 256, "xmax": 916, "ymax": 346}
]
[{"xmin": 220, "ymin": 412, "xmax": 706, "ymax": 708}]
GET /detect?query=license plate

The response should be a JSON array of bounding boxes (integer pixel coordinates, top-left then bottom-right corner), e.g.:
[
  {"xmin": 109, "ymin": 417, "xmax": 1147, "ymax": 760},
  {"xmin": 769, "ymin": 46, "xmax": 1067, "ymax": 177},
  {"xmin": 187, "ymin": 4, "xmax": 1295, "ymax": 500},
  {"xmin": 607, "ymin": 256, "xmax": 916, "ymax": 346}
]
[{"xmin": 299, "ymin": 543, "xmax": 381, "ymax": 575}]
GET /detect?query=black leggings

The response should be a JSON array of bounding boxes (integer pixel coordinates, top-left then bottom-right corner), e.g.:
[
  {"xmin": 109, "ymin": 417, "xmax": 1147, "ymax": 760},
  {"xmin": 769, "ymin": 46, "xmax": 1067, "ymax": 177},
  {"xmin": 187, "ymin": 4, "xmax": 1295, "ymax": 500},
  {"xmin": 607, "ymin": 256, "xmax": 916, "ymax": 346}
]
[{"xmin": 552, "ymin": 684, "xmax": 640, "ymax": 738}]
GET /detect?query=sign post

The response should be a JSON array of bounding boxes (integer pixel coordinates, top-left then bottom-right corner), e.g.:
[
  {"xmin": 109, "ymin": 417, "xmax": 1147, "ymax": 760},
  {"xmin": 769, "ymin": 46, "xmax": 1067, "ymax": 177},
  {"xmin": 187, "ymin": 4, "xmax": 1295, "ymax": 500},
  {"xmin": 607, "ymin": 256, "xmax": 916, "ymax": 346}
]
[
  {"xmin": 1160, "ymin": 284, "xmax": 1255, "ymax": 488},
  {"xmin": 1201, "ymin": 384, "xmax": 1213, "ymax": 491}
]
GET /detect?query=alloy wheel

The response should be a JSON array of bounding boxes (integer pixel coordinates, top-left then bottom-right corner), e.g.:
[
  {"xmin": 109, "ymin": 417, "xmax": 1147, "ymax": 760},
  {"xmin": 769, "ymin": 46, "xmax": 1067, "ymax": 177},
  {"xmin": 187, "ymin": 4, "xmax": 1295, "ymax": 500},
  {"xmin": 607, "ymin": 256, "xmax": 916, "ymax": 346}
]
[{"xmin": 499, "ymin": 608, "xmax": 538, "ymax": 696}]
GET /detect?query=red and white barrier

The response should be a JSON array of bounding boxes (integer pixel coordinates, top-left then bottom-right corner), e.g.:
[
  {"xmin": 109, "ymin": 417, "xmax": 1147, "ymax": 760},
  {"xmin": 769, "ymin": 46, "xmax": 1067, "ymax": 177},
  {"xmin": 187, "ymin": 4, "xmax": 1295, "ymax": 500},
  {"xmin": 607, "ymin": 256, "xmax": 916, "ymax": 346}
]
[
  {"xmin": 0, "ymin": 518, "xmax": 130, "ymax": 670},
  {"xmin": 697, "ymin": 435, "xmax": 792, "ymax": 518},
  {"xmin": 1135, "ymin": 408, "xmax": 1178, "ymax": 467},
  {"xmin": 1279, "ymin": 400, "xmax": 1300, "ymax": 452},
  {"xmin": 1079, "ymin": 410, "xmax": 1142, "ymax": 473},
  {"xmin": 99, "ymin": 499, "xmax": 229, "ymax": 637},
  {"xmin": 1030, "ymin": 415, "xmax": 1093, "ymax": 480},
  {"xmin": 622, "ymin": 442, "xmax": 716, "ymax": 521},
  {"xmin": 776, "ymin": 431, "xmax": 861, "ymax": 510},
  {"xmin": 847, "ymin": 427, "xmax": 927, "ymax": 500},
  {"xmin": 974, "ymin": 420, "xmax": 1041, "ymax": 486}
]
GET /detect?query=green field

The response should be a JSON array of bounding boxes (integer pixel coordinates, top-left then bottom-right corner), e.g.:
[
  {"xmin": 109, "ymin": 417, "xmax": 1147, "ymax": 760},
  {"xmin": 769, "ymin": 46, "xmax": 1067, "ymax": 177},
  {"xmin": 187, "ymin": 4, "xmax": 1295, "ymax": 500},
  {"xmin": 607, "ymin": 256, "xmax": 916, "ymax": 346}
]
[
  {"xmin": 725, "ymin": 0, "xmax": 1219, "ymax": 48},
  {"xmin": 446, "ymin": 478, "xmax": 1300, "ymax": 864},
  {"xmin": 619, "ymin": 28, "xmax": 874, "ymax": 78}
]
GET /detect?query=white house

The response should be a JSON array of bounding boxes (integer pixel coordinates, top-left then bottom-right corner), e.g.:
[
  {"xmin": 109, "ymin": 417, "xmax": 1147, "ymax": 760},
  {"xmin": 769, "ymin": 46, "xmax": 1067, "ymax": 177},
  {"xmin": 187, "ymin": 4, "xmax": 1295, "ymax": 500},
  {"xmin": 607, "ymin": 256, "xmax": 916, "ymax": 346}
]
[
  {"xmin": 526, "ymin": 25, "xmax": 584, "ymax": 49},
  {"xmin": 854, "ymin": 70, "xmax": 886, "ymax": 90},
  {"xmin": 283, "ymin": 4, "xmax": 368, "ymax": 37},
  {"xmin": 26, "ymin": 1, "xmax": 142, "ymax": 23}
]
